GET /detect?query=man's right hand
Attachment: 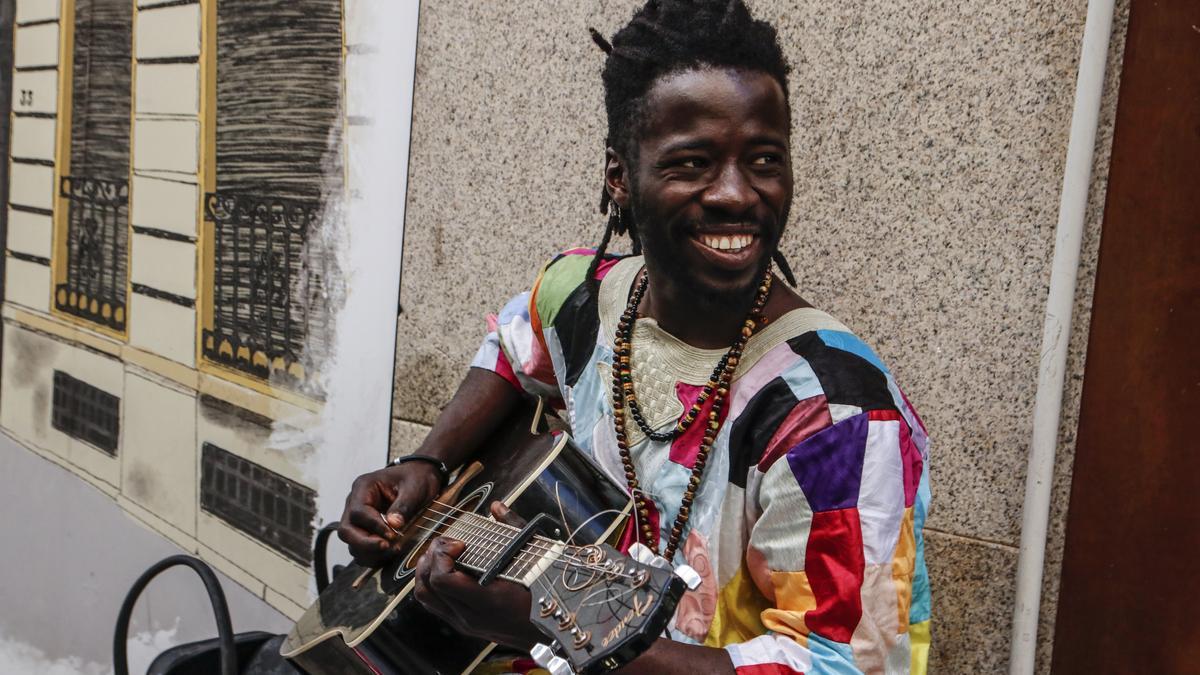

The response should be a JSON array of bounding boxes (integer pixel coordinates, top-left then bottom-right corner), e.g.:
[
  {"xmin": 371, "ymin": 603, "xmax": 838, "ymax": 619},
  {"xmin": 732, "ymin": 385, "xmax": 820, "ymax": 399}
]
[{"xmin": 337, "ymin": 462, "xmax": 443, "ymax": 567}]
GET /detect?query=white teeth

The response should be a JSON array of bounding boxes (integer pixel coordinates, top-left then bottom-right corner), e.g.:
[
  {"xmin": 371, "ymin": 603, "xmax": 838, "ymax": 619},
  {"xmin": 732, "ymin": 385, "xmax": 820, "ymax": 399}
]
[{"xmin": 699, "ymin": 234, "xmax": 753, "ymax": 251}]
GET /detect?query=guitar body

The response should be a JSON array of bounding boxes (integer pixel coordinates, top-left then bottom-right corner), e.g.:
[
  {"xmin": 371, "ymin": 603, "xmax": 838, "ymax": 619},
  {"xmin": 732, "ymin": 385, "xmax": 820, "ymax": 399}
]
[{"xmin": 281, "ymin": 404, "xmax": 633, "ymax": 675}]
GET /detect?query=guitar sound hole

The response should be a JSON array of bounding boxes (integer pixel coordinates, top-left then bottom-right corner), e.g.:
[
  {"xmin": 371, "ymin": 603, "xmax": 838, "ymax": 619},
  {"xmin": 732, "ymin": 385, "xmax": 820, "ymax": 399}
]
[{"xmin": 396, "ymin": 483, "xmax": 493, "ymax": 579}]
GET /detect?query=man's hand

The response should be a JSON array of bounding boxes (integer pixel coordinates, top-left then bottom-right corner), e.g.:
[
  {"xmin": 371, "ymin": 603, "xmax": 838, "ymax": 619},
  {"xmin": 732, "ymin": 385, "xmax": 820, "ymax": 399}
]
[
  {"xmin": 412, "ymin": 502, "xmax": 543, "ymax": 649},
  {"xmin": 337, "ymin": 462, "xmax": 443, "ymax": 567}
]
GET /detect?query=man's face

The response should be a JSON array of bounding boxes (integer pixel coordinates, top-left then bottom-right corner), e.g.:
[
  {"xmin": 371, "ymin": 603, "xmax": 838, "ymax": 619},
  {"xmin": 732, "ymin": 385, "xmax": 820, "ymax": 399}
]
[{"xmin": 625, "ymin": 67, "xmax": 793, "ymax": 308}]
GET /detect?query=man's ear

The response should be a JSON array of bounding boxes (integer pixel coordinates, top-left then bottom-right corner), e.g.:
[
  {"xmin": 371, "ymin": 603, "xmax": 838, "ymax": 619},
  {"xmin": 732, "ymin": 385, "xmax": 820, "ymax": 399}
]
[{"xmin": 604, "ymin": 147, "xmax": 631, "ymax": 210}]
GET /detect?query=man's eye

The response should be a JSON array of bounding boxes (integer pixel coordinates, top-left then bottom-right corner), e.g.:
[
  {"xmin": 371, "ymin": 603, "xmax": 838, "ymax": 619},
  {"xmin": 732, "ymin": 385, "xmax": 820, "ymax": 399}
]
[
  {"xmin": 751, "ymin": 154, "xmax": 782, "ymax": 166},
  {"xmin": 670, "ymin": 157, "xmax": 707, "ymax": 169}
]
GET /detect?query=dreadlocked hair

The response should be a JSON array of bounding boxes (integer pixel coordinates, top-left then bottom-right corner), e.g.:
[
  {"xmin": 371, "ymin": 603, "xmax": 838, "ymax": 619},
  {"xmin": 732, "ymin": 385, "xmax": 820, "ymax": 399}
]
[{"xmin": 585, "ymin": 0, "xmax": 796, "ymax": 294}]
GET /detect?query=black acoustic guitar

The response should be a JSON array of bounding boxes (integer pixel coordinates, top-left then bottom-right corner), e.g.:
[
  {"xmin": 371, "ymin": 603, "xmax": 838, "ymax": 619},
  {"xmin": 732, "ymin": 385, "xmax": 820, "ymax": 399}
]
[{"xmin": 281, "ymin": 401, "xmax": 697, "ymax": 674}]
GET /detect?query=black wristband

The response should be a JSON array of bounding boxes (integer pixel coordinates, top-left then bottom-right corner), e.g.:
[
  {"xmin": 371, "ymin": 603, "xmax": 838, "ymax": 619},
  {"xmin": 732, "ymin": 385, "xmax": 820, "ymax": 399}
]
[{"xmin": 388, "ymin": 454, "xmax": 450, "ymax": 488}]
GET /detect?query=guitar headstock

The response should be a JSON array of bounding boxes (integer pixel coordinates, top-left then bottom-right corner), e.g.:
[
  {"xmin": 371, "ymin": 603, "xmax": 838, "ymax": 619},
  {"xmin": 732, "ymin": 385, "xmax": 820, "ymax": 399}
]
[{"xmin": 527, "ymin": 543, "xmax": 697, "ymax": 675}]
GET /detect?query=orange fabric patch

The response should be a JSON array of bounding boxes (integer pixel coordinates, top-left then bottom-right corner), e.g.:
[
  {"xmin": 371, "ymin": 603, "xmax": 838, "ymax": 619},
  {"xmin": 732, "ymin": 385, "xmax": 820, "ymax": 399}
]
[
  {"xmin": 892, "ymin": 508, "xmax": 916, "ymax": 631},
  {"xmin": 704, "ymin": 566, "xmax": 773, "ymax": 648},
  {"xmin": 761, "ymin": 570, "xmax": 819, "ymax": 642}
]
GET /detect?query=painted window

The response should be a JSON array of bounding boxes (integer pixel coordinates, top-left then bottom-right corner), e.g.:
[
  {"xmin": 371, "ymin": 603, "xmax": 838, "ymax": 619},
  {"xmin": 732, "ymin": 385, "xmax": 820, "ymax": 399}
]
[
  {"xmin": 201, "ymin": 0, "xmax": 343, "ymax": 393},
  {"xmin": 201, "ymin": 440, "xmax": 317, "ymax": 564},
  {"xmin": 54, "ymin": 0, "xmax": 134, "ymax": 333}
]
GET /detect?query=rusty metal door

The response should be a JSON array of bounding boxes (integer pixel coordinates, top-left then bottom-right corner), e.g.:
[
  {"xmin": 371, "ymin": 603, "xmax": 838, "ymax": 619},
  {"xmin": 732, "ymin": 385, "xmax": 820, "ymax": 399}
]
[{"xmin": 1051, "ymin": 1, "xmax": 1200, "ymax": 672}]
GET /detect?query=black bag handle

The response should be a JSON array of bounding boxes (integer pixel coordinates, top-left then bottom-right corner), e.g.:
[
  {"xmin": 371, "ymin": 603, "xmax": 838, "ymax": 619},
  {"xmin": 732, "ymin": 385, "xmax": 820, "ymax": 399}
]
[{"xmin": 113, "ymin": 554, "xmax": 238, "ymax": 675}]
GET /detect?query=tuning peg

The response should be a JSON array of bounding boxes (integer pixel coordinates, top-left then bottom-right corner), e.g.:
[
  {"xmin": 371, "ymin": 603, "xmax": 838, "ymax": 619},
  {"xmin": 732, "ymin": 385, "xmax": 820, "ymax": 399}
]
[
  {"xmin": 531, "ymin": 643, "xmax": 556, "ymax": 668},
  {"xmin": 531, "ymin": 644, "xmax": 576, "ymax": 675},
  {"xmin": 673, "ymin": 563, "xmax": 702, "ymax": 591},
  {"xmin": 628, "ymin": 542, "xmax": 670, "ymax": 570}
]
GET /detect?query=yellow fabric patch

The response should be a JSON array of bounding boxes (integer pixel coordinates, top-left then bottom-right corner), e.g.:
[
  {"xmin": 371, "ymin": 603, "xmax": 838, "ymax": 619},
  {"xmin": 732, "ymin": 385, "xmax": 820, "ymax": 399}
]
[
  {"xmin": 892, "ymin": 508, "xmax": 916, "ymax": 631},
  {"xmin": 758, "ymin": 569, "xmax": 819, "ymax": 643},
  {"xmin": 704, "ymin": 566, "xmax": 774, "ymax": 648},
  {"xmin": 909, "ymin": 620, "xmax": 931, "ymax": 675}
]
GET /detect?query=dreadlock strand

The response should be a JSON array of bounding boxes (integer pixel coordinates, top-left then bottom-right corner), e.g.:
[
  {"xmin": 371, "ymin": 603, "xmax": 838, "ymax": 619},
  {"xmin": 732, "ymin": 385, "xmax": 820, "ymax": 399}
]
[
  {"xmin": 772, "ymin": 250, "xmax": 798, "ymax": 288},
  {"xmin": 588, "ymin": 27, "xmax": 613, "ymax": 55},
  {"xmin": 586, "ymin": 208, "xmax": 620, "ymax": 298}
]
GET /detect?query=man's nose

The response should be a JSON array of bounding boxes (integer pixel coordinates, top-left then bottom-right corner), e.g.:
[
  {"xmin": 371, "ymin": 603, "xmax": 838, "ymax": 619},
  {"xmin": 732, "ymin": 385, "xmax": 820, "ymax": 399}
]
[{"xmin": 700, "ymin": 161, "xmax": 757, "ymax": 214}]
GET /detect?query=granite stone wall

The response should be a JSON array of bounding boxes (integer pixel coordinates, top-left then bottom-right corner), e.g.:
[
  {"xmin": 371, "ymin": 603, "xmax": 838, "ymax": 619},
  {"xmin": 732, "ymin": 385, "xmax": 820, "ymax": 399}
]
[{"xmin": 391, "ymin": 1, "xmax": 1129, "ymax": 670}]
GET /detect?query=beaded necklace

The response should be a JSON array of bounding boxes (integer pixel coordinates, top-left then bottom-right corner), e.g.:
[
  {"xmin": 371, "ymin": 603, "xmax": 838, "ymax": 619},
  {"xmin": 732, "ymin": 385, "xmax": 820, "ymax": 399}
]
[{"xmin": 611, "ymin": 268, "xmax": 773, "ymax": 560}]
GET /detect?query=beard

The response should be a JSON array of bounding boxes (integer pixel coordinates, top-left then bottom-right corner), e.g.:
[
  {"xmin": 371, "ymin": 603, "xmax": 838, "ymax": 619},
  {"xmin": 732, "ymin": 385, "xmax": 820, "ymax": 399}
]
[{"xmin": 628, "ymin": 192, "xmax": 785, "ymax": 312}]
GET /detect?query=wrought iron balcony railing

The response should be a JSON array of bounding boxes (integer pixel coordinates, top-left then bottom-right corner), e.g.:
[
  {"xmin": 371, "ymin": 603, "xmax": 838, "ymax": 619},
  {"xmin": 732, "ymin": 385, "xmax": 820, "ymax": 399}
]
[
  {"xmin": 55, "ymin": 175, "xmax": 129, "ymax": 331},
  {"xmin": 203, "ymin": 191, "xmax": 330, "ymax": 390}
]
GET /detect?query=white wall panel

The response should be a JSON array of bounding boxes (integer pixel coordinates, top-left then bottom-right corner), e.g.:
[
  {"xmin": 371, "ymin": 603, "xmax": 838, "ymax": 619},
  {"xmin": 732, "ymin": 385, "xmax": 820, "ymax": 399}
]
[
  {"xmin": 6, "ymin": 209, "xmax": 53, "ymax": 259},
  {"xmin": 132, "ymin": 174, "xmax": 198, "ymax": 237},
  {"xmin": 131, "ymin": 233, "xmax": 196, "ymax": 299},
  {"xmin": 4, "ymin": 257, "xmax": 51, "ymax": 312},
  {"xmin": 128, "ymin": 292, "xmax": 196, "ymax": 367},
  {"xmin": 133, "ymin": 119, "xmax": 199, "ymax": 174},
  {"xmin": 14, "ymin": 23, "xmax": 59, "ymax": 68},
  {"xmin": 15, "ymin": 0, "xmax": 58, "ymax": 24},
  {"xmin": 135, "ymin": 63, "xmax": 199, "ymax": 117},
  {"xmin": 196, "ymin": 398, "xmax": 312, "ymax": 487},
  {"xmin": 12, "ymin": 69, "xmax": 57, "ymax": 115},
  {"xmin": 1, "ymin": 324, "xmax": 63, "ymax": 453},
  {"xmin": 9, "ymin": 162, "xmax": 55, "ymax": 210},
  {"xmin": 197, "ymin": 514, "xmax": 312, "ymax": 608},
  {"xmin": 11, "ymin": 116, "xmax": 56, "ymax": 160},
  {"xmin": 121, "ymin": 372, "xmax": 198, "ymax": 536},
  {"xmin": 135, "ymin": 4, "xmax": 200, "ymax": 60}
]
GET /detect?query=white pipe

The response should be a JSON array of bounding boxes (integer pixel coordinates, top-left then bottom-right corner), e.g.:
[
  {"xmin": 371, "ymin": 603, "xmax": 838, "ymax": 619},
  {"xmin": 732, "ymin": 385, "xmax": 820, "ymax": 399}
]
[{"xmin": 1009, "ymin": 1, "xmax": 1116, "ymax": 673}]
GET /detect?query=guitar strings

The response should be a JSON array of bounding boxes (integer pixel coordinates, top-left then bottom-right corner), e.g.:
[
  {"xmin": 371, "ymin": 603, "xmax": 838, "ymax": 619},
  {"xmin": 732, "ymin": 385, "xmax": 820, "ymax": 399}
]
[
  {"xmin": 405, "ymin": 517, "xmax": 636, "ymax": 580},
  {"xmin": 406, "ymin": 512, "xmax": 605, "ymax": 573},
  {"xmin": 411, "ymin": 506, "xmax": 593, "ymax": 567},
  {"xmin": 424, "ymin": 503, "xmax": 646, "ymax": 581},
  {"xmin": 418, "ymin": 501, "xmax": 622, "ymax": 566},
  {"xmin": 426, "ymin": 498, "xmax": 627, "ymax": 561},
  {"xmin": 405, "ymin": 510, "xmax": 641, "ymax": 581}
]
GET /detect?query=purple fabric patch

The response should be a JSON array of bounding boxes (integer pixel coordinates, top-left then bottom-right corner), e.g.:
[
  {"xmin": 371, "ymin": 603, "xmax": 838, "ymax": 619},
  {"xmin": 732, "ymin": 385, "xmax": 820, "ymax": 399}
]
[{"xmin": 785, "ymin": 412, "xmax": 869, "ymax": 512}]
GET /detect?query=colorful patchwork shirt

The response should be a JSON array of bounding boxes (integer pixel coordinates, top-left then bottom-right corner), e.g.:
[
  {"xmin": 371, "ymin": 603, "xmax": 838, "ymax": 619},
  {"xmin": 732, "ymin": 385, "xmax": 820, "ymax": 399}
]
[{"xmin": 471, "ymin": 251, "xmax": 932, "ymax": 674}]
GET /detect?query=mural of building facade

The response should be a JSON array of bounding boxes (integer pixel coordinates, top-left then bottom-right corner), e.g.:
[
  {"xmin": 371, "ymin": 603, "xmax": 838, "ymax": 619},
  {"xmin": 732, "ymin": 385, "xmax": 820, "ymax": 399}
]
[{"xmin": 2, "ymin": 0, "xmax": 388, "ymax": 622}]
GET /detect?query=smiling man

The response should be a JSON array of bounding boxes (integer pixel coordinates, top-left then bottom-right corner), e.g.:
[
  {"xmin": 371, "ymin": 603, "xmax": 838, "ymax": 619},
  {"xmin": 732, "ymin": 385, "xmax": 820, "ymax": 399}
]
[{"xmin": 339, "ymin": 1, "xmax": 932, "ymax": 673}]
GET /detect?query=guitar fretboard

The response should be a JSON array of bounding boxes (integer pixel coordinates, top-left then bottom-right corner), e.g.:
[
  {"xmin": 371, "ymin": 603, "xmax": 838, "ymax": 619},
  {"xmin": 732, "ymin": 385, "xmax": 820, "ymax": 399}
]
[{"xmin": 440, "ymin": 512, "xmax": 567, "ymax": 587}]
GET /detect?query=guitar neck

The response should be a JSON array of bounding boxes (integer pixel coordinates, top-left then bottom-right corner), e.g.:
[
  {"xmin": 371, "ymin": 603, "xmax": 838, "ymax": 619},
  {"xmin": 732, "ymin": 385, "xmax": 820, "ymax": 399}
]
[{"xmin": 441, "ymin": 512, "xmax": 568, "ymax": 587}]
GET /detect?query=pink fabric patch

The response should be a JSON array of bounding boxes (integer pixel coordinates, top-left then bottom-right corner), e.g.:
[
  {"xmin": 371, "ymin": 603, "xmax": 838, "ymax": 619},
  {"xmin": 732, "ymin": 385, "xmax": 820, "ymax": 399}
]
[
  {"xmin": 735, "ymin": 665, "xmax": 806, "ymax": 675},
  {"xmin": 868, "ymin": 410, "xmax": 921, "ymax": 507},
  {"xmin": 675, "ymin": 531, "xmax": 719, "ymax": 641},
  {"xmin": 758, "ymin": 395, "xmax": 834, "ymax": 472},
  {"xmin": 728, "ymin": 342, "xmax": 807, "ymax": 420},
  {"xmin": 593, "ymin": 256, "xmax": 621, "ymax": 280},
  {"xmin": 522, "ymin": 322, "xmax": 556, "ymax": 385},
  {"xmin": 669, "ymin": 381, "xmax": 728, "ymax": 467},
  {"xmin": 900, "ymin": 388, "xmax": 928, "ymax": 435},
  {"xmin": 746, "ymin": 544, "xmax": 775, "ymax": 603},
  {"xmin": 492, "ymin": 346, "xmax": 523, "ymax": 392}
]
